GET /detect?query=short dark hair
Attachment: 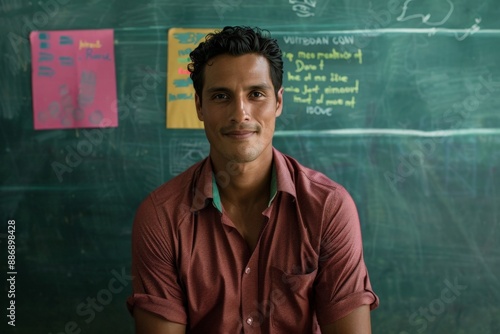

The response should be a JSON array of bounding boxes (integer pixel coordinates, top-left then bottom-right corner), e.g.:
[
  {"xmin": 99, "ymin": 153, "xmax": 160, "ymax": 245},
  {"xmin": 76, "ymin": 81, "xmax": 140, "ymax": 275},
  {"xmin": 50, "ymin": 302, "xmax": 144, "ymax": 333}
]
[{"xmin": 188, "ymin": 26, "xmax": 283, "ymax": 102}]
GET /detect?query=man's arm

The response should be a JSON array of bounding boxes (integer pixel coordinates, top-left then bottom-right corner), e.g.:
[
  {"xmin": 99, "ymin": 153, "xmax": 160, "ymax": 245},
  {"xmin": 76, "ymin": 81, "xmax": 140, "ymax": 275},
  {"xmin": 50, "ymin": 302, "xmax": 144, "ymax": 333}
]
[
  {"xmin": 320, "ymin": 305, "xmax": 371, "ymax": 334},
  {"xmin": 134, "ymin": 308, "xmax": 186, "ymax": 334}
]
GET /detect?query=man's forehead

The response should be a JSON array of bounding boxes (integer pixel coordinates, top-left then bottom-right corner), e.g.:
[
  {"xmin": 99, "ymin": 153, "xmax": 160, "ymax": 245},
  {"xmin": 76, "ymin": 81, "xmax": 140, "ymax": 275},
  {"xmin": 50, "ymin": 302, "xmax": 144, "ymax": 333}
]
[{"xmin": 202, "ymin": 54, "xmax": 272, "ymax": 87}]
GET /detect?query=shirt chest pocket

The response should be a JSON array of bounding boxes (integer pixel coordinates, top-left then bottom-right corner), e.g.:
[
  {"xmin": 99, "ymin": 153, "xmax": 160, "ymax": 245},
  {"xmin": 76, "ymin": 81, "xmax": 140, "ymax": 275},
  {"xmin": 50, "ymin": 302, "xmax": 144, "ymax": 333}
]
[{"xmin": 270, "ymin": 266, "xmax": 318, "ymax": 331}]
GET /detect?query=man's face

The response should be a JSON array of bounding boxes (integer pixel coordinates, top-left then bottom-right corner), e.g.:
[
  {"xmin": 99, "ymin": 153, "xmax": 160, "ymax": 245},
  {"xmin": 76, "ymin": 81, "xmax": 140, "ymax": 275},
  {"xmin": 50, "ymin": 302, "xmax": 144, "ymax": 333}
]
[{"xmin": 195, "ymin": 53, "xmax": 283, "ymax": 166}]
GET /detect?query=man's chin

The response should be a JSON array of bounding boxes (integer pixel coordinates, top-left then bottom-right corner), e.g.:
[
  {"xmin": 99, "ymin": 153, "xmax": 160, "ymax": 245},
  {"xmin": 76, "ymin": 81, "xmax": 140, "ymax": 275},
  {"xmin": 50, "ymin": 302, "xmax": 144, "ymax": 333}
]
[{"xmin": 225, "ymin": 147, "xmax": 260, "ymax": 164}]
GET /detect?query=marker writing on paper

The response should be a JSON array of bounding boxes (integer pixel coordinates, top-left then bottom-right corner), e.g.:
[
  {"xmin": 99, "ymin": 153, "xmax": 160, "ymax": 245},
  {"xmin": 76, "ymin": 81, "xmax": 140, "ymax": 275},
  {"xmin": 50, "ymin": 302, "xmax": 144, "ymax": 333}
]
[
  {"xmin": 79, "ymin": 39, "xmax": 102, "ymax": 50},
  {"xmin": 174, "ymin": 32, "xmax": 206, "ymax": 44},
  {"xmin": 78, "ymin": 70, "xmax": 96, "ymax": 107},
  {"xmin": 173, "ymin": 79, "xmax": 191, "ymax": 88},
  {"xmin": 60, "ymin": 36, "xmax": 74, "ymax": 45},
  {"xmin": 85, "ymin": 48, "xmax": 111, "ymax": 61}
]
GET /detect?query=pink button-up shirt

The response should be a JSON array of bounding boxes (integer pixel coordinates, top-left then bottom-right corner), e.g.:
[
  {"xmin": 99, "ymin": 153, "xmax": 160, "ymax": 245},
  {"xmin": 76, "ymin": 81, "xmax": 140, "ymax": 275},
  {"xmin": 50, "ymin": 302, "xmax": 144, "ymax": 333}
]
[{"xmin": 127, "ymin": 148, "xmax": 379, "ymax": 333}]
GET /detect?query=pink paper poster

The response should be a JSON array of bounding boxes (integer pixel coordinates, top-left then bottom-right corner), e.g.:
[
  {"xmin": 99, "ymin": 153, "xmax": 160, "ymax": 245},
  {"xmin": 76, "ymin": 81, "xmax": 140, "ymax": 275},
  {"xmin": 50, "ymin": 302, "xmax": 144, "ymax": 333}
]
[{"xmin": 30, "ymin": 29, "xmax": 117, "ymax": 130}]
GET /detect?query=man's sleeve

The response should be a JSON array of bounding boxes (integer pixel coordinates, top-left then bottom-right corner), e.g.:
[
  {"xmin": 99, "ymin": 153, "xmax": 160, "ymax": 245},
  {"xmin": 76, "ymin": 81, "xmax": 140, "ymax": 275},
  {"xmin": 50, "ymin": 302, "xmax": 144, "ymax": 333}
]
[
  {"xmin": 126, "ymin": 194, "xmax": 187, "ymax": 324},
  {"xmin": 314, "ymin": 185, "xmax": 379, "ymax": 325}
]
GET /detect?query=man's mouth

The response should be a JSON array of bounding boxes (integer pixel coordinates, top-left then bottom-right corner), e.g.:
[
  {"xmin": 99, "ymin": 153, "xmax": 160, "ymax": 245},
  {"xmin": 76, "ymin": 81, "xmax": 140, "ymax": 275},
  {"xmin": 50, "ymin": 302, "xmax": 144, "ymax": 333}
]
[{"xmin": 223, "ymin": 130, "xmax": 256, "ymax": 139}]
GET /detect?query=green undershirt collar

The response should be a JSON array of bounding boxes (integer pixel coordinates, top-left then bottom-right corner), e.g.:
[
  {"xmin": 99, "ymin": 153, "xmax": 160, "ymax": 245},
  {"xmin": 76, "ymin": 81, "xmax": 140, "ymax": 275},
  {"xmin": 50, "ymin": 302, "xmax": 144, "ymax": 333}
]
[{"xmin": 211, "ymin": 164, "xmax": 278, "ymax": 213}]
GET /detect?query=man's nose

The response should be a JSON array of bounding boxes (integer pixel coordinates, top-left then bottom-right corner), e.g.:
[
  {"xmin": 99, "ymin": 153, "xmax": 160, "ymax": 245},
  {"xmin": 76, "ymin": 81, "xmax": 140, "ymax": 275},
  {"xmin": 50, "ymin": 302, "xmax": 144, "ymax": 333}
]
[{"xmin": 230, "ymin": 96, "xmax": 250, "ymax": 123}]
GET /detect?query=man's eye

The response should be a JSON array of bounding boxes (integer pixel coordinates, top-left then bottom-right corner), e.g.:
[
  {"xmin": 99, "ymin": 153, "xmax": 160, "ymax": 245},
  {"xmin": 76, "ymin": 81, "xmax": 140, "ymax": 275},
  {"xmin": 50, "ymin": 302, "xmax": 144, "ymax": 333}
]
[
  {"xmin": 213, "ymin": 93, "xmax": 228, "ymax": 100},
  {"xmin": 251, "ymin": 92, "xmax": 264, "ymax": 98}
]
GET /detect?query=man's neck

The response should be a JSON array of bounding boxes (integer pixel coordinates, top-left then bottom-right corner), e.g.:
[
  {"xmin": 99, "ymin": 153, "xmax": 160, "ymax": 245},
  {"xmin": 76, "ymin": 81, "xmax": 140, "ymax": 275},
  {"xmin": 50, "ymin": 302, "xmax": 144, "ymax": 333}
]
[{"xmin": 211, "ymin": 152, "xmax": 273, "ymax": 209}]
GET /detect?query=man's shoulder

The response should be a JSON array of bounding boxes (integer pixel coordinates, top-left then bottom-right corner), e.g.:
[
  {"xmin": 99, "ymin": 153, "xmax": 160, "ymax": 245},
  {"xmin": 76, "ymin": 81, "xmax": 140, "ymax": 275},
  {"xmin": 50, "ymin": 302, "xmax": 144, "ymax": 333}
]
[
  {"xmin": 275, "ymin": 149, "xmax": 355, "ymax": 214},
  {"xmin": 146, "ymin": 158, "xmax": 208, "ymax": 207},
  {"xmin": 132, "ymin": 158, "xmax": 209, "ymax": 233},
  {"xmin": 276, "ymin": 150, "xmax": 358, "ymax": 229},
  {"xmin": 277, "ymin": 149, "xmax": 345, "ymax": 192}
]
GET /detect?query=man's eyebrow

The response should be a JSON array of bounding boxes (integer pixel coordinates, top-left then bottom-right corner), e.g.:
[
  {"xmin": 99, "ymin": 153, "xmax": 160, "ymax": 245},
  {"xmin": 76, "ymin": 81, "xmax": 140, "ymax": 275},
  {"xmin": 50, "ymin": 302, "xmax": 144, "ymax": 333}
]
[
  {"xmin": 205, "ymin": 86, "xmax": 231, "ymax": 94},
  {"xmin": 205, "ymin": 83, "xmax": 273, "ymax": 94},
  {"xmin": 248, "ymin": 83, "xmax": 273, "ymax": 91}
]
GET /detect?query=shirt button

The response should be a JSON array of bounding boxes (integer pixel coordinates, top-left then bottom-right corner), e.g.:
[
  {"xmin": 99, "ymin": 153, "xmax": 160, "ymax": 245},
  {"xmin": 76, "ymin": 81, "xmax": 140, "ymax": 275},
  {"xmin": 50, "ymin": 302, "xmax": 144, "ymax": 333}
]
[
  {"xmin": 245, "ymin": 267, "xmax": 251, "ymax": 274},
  {"xmin": 246, "ymin": 317, "xmax": 253, "ymax": 325}
]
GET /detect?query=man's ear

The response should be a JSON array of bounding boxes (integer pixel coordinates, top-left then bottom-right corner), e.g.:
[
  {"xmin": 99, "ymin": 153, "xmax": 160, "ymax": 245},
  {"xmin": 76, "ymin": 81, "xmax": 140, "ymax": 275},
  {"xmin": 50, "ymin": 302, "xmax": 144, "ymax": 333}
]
[
  {"xmin": 195, "ymin": 93, "xmax": 203, "ymax": 121},
  {"xmin": 275, "ymin": 87, "xmax": 284, "ymax": 117}
]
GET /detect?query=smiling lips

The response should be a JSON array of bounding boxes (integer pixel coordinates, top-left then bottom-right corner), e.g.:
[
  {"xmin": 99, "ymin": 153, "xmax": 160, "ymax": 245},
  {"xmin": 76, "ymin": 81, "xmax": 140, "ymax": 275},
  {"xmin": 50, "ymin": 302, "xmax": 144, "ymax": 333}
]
[
  {"xmin": 222, "ymin": 127, "xmax": 259, "ymax": 140},
  {"xmin": 223, "ymin": 130, "xmax": 256, "ymax": 140}
]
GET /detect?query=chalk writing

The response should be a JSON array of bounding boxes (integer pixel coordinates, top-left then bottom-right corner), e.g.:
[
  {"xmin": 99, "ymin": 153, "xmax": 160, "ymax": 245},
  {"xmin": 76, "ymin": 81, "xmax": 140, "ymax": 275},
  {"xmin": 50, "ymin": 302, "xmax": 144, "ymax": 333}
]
[
  {"xmin": 292, "ymin": 48, "xmax": 362, "ymax": 64},
  {"xmin": 306, "ymin": 106, "xmax": 332, "ymax": 116},
  {"xmin": 455, "ymin": 18, "xmax": 481, "ymax": 41},
  {"xmin": 324, "ymin": 80, "xmax": 359, "ymax": 94},
  {"xmin": 397, "ymin": 0, "xmax": 454, "ymax": 26},
  {"xmin": 289, "ymin": 0, "xmax": 316, "ymax": 17},
  {"xmin": 283, "ymin": 36, "xmax": 329, "ymax": 46},
  {"xmin": 282, "ymin": 35, "xmax": 355, "ymax": 46},
  {"xmin": 282, "ymin": 43, "xmax": 363, "ymax": 116},
  {"xmin": 332, "ymin": 36, "xmax": 354, "ymax": 45}
]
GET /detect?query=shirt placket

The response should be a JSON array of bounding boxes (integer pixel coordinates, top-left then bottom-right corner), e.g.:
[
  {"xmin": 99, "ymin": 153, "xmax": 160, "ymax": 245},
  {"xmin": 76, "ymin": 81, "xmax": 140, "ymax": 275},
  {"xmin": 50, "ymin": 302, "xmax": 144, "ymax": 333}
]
[
  {"xmin": 241, "ymin": 247, "xmax": 261, "ymax": 334},
  {"xmin": 241, "ymin": 206, "xmax": 274, "ymax": 333}
]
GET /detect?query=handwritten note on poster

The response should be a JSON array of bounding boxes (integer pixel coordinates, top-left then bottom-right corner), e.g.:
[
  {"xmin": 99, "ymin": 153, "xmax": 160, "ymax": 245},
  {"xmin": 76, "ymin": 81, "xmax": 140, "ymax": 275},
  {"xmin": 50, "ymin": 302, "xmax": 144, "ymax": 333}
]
[
  {"xmin": 30, "ymin": 29, "xmax": 117, "ymax": 130},
  {"xmin": 166, "ymin": 28, "xmax": 213, "ymax": 129}
]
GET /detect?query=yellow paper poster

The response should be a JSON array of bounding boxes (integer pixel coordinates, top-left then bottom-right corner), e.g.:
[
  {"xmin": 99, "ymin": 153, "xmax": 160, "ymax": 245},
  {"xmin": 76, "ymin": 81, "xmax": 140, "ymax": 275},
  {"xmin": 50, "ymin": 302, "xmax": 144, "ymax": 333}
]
[{"xmin": 167, "ymin": 28, "xmax": 214, "ymax": 129}]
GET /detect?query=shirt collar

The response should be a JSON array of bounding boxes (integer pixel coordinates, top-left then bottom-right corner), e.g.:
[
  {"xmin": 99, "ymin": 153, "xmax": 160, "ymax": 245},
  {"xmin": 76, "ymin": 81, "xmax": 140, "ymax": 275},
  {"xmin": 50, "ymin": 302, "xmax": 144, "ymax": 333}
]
[
  {"xmin": 190, "ymin": 148, "xmax": 297, "ymax": 213},
  {"xmin": 271, "ymin": 147, "xmax": 297, "ymax": 199},
  {"xmin": 211, "ymin": 174, "xmax": 223, "ymax": 212},
  {"xmin": 211, "ymin": 162, "xmax": 277, "ymax": 213}
]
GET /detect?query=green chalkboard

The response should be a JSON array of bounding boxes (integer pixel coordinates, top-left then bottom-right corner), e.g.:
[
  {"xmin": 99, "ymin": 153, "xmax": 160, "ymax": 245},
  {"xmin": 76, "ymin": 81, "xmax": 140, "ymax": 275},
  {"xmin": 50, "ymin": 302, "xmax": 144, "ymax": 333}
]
[{"xmin": 1, "ymin": 0, "xmax": 500, "ymax": 333}]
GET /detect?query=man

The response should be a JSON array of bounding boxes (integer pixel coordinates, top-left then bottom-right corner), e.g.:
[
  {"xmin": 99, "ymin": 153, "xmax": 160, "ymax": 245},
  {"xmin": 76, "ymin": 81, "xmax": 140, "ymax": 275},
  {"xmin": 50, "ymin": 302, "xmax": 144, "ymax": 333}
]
[{"xmin": 127, "ymin": 26, "xmax": 379, "ymax": 333}]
